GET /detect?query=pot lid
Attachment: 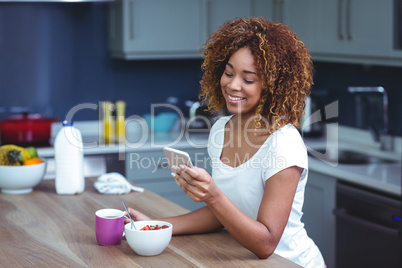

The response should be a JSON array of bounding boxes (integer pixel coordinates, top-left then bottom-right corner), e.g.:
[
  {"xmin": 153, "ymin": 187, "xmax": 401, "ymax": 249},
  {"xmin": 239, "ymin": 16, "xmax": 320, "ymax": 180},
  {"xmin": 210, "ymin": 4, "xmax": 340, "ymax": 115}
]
[{"xmin": 1, "ymin": 113, "xmax": 58, "ymax": 123}]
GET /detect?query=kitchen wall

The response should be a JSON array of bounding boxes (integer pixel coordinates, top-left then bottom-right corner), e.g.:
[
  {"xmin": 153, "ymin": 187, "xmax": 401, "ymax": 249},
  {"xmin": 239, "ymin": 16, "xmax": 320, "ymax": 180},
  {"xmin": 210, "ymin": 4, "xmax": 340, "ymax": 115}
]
[
  {"xmin": 0, "ymin": 3, "xmax": 203, "ymax": 122},
  {"xmin": 0, "ymin": 3, "xmax": 401, "ymax": 136}
]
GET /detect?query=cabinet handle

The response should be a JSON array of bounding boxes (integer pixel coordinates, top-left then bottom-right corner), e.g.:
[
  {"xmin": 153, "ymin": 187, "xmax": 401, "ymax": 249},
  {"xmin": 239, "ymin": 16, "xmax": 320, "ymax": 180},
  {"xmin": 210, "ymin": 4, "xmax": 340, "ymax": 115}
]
[
  {"xmin": 203, "ymin": 0, "xmax": 210, "ymax": 38},
  {"xmin": 338, "ymin": 0, "xmax": 344, "ymax": 40},
  {"xmin": 272, "ymin": 0, "xmax": 284, "ymax": 22},
  {"xmin": 129, "ymin": 0, "xmax": 134, "ymax": 40},
  {"xmin": 346, "ymin": 0, "xmax": 352, "ymax": 40},
  {"xmin": 272, "ymin": 0, "xmax": 277, "ymax": 22},
  {"xmin": 278, "ymin": 0, "xmax": 284, "ymax": 22},
  {"xmin": 333, "ymin": 208, "xmax": 399, "ymax": 236}
]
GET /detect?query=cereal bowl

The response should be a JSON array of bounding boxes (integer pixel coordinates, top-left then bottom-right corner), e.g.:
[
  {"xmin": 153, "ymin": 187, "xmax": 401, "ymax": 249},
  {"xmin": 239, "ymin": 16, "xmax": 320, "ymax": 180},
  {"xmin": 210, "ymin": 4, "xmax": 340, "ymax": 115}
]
[
  {"xmin": 125, "ymin": 220, "xmax": 173, "ymax": 256},
  {"xmin": 0, "ymin": 160, "xmax": 47, "ymax": 194}
]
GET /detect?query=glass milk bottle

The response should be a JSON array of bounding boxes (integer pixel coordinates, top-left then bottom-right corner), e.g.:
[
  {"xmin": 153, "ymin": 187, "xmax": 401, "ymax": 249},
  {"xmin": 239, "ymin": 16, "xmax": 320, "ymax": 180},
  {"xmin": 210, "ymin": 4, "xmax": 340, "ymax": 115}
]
[{"xmin": 54, "ymin": 120, "xmax": 85, "ymax": 194}]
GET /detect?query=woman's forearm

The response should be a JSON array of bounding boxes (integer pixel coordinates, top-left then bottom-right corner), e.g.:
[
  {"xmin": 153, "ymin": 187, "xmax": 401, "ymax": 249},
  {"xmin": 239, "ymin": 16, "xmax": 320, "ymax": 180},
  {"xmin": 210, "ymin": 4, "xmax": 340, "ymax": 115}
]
[
  {"xmin": 160, "ymin": 205, "xmax": 223, "ymax": 235},
  {"xmin": 206, "ymin": 192, "xmax": 276, "ymax": 258}
]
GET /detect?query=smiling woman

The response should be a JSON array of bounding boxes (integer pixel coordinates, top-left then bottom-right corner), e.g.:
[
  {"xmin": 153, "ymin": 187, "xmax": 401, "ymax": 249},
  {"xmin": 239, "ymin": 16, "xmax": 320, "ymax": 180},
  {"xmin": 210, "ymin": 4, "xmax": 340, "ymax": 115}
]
[
  {"xmin": 124, "ymin": 17, "xmax": 325, "ymax": 268},
  {"xmin": 199, "ymin": 18, "xmax": 313, "ymax": 135}
]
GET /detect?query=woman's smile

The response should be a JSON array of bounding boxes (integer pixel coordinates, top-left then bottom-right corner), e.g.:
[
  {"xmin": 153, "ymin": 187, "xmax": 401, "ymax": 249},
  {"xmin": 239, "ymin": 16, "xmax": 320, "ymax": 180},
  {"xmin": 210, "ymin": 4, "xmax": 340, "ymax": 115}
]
[{"xmin": 227, "ymin": 93, "xmax": 246, "ymax": 102}]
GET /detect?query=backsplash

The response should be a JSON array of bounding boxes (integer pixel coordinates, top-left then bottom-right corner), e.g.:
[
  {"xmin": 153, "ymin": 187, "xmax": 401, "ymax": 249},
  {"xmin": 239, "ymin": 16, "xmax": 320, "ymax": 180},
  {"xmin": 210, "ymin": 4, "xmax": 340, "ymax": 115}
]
[
  {"xmin": 0, "ymin": 3, "xmax": 401, "ymax": 136},
  {"xmin": 312, "ymin": 61, "xmax": 402, "ymax": 136}
]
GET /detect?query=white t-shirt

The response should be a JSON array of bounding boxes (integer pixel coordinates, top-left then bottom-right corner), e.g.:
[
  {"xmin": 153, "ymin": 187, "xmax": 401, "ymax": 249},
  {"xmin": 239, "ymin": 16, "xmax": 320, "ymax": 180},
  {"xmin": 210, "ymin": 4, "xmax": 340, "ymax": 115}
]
[{"xmin": 207, "ymin": 116, "xmax": 325, "ymax": 268}]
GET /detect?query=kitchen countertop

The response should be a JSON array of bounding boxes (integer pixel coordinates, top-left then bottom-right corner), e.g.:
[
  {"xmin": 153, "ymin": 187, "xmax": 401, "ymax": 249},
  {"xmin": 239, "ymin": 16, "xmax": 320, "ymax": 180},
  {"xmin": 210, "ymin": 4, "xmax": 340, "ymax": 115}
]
[
  {"xmin": 303, "ymin": 132, "xmax": 401, "ymax": 197},
  {"xmin": 37, "ymin": 132, "xmax": 210, "ymax": 157},
  {"xmin": 37, "ymin": 121, "xmax": 401, "ymax": 196},
  {"xmin": 0, "ymin": 177, "xmax": 301, "ymax": 268}
]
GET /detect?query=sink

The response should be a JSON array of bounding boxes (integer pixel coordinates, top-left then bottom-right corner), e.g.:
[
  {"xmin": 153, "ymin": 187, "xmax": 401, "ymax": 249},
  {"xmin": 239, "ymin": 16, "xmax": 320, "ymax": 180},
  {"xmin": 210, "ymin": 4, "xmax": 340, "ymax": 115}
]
[{"xmin": 308, "ymin": 149, "xmax": 398, "ymax": 165}]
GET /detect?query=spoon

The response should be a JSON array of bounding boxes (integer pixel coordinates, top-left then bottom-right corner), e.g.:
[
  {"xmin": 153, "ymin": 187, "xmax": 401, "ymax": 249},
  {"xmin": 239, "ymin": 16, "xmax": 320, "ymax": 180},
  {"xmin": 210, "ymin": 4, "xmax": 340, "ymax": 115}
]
[{"xmin": 122, "ymin": 200, "xmax": 136, "ymax": 230}]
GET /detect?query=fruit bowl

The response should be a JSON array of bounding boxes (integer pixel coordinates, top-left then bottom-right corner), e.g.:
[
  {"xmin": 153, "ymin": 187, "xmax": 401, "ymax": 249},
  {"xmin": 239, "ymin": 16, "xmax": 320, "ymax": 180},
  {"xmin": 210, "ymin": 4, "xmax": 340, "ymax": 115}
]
[
  {"xmin": 0, "ymin": 160, "xmax": 47, "ymax": 194},
  {"xmin": 125, "ymin": 220, "xmax": 173, "ymax": 256}
]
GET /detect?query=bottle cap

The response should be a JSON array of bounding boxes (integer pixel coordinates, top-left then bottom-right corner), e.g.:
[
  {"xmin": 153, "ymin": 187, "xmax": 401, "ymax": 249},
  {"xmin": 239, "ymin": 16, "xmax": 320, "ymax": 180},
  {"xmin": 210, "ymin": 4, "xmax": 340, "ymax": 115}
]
[{"xmin": 62, "ymin": 120, "xmax": 73, "ymax": 126}]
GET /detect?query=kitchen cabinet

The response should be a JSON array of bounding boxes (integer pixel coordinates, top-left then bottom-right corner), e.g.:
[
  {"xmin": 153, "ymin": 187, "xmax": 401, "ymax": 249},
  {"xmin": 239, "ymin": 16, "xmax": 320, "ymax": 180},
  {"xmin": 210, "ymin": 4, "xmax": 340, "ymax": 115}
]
[
  {"xmin": 281, "ymin": 0, "xmax": 314, "ymax": 50},
  {"xmin": 303, "ymin": 170, "xmax": 336, "ymax": 268},
  {"xmin": 108, "ymin": 0, "xmax": 402, "ymax": 66},
  {"xmin": 257, "ymin": 0, "xmax": 314, "ymax": 49},
  {"xmin": 107, "ymin": 0, "xmax": 314, "ymax": 60},
  {"xmin": 125, "ymin": 148, "xmax": 211, "ymax": 211},
  {"xmin": 310, "ymin": 0, "xmax": 396, "ymax": 65},
  {"xmin": 108, "ymin": 0, "xmax": 273, "ymax": 60},
  {"xmin": 207, "ymin": 0, "xmax": 313, "ymax": 47},
  {"xmin": 206, "ymin": 0, "xmax": 253, "ymax": 34},
  {"xmin": 108, "ymin": 0, "xmax": 208, "ymax": 60},
  {"xmin": 206, "ymin": 0, "xmax": 269, "ymax": 34}
]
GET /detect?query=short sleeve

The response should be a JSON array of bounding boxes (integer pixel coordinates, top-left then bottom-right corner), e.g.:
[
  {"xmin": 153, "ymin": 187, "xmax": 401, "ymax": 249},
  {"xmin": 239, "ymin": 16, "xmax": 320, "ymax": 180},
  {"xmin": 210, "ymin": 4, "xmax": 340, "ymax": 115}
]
[{"xmin": 262, "ymin": 126, "xmax": 308, "ymax": 182}]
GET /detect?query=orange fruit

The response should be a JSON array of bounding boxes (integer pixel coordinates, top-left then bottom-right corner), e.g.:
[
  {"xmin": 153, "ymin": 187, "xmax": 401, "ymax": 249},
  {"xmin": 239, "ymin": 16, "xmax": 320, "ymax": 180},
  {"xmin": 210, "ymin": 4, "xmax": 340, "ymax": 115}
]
[{"xmin": 23, "ymin": 157, "xmax": 44, "ymax": 165}]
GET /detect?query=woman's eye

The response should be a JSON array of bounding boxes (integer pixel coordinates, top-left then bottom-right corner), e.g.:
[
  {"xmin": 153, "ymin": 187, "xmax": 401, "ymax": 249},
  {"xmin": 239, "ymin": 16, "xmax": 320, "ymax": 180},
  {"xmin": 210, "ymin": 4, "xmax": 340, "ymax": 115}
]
[
  {"xmin": 244, "ymin": 79, "xmax": 254, "ymax": 84},
  {"xmin": 225, "ymin": 72, "xmax": 233, "ymax": 77}
]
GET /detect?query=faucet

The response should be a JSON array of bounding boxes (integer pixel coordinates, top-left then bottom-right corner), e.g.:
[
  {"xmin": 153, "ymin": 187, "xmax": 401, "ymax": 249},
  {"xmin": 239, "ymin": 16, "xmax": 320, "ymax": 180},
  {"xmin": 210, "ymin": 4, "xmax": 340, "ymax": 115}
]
[{"xmin": 347, "ymin": 86, "xmax": 388, "ymax": 149}]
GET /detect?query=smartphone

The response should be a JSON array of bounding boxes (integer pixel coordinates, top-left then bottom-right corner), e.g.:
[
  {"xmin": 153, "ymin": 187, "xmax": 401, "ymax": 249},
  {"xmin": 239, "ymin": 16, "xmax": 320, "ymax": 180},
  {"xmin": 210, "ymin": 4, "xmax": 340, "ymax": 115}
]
[{"xmin": 163, "ymin": 146, "xmax": 193, "ymax": 172}]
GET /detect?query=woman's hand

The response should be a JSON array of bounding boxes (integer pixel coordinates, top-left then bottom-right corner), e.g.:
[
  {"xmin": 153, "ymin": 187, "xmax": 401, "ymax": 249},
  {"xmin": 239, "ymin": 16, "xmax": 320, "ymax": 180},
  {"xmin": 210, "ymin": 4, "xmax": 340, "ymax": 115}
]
[
  {"xmin": 123, "ymin": 207, "xmax": 151, "ymax": 225},
  {"xmin": 171, "ymin": 165, "xmax": 221, "ymax": 205}
]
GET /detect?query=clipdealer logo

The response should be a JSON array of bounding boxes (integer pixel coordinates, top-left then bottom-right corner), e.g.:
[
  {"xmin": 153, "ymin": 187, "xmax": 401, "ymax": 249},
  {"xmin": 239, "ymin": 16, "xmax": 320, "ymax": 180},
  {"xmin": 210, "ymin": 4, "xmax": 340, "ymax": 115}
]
[
  {"xmin": 61, "ymin": 100, "xmax": 339, "ymax": 167},
  {"xmin": 301, "ymin": 100, "xmax": 339, "ymax": 167}
]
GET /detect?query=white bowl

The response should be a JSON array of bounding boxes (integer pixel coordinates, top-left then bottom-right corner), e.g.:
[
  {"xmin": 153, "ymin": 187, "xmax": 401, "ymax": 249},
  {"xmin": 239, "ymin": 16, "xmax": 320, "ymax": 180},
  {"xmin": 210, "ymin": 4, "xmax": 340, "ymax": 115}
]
[
  {"xmin": 125, "ymin": 220, "xmax": 173, "ymax": 256},
  {"xmin": 0, "ymin": 161, "xmax": 47, "ymax": 194}
]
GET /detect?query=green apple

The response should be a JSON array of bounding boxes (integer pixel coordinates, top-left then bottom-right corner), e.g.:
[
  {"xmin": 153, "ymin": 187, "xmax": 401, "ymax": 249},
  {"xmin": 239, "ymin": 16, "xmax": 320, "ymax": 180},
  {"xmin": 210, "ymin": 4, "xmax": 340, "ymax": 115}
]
[{"xmin": 25, "ymin": 147, "xmax": 38, "ymax": 159}]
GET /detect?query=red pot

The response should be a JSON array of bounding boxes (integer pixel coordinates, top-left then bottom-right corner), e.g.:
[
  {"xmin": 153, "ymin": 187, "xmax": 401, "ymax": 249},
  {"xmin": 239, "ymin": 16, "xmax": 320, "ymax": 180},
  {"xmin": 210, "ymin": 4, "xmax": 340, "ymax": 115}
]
[{"xmin": 0, "ymin": 114, "xmax": 58, "ymax": 146}]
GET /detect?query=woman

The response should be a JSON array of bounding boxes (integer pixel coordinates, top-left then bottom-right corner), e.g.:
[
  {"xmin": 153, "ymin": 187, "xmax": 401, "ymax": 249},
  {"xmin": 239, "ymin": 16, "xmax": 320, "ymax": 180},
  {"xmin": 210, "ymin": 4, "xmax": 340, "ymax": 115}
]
[{"xmin": 125, "ymin": 17, "xmax": 325, "ymax": 267}]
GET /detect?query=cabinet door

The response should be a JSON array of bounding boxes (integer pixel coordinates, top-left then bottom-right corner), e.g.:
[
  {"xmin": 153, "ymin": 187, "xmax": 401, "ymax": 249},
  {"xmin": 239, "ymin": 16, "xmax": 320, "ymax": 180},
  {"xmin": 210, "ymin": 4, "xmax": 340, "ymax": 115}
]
[
  {"xmin": 311, "ymin": 0, "xmax": 393, "ymax": 58},
  {"xmin": 281, "ymin": 0, "xmax": 314, "ymax": 51},
  {"xmin": 348, "ymin": 0, "xmax": 393, "ymax": 57},
  {"xmin": 303, "ymin": 171, "xmax": 336, "ymax": 268},
  {"xmin": 254, "ymin": 0, "xmax": 277, "ymax": 21},
  {"xmin": 207, "ymin": 0, "xmax": 284, "ymax": 35},
  {"xmin": 109, "ymin": 0, "xmax": 207, "ymax": 59},
  {"xmin": 207, "ymin": 0, "xmax": 253, "ymax": 35}
]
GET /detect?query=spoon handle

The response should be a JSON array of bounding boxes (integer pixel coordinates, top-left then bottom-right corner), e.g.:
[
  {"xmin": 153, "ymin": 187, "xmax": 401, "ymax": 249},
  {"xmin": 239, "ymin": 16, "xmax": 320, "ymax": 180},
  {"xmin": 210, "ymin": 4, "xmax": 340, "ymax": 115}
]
[{"xmin": 122, "ymin": 200, "xmax": 136, "ymax": 230}]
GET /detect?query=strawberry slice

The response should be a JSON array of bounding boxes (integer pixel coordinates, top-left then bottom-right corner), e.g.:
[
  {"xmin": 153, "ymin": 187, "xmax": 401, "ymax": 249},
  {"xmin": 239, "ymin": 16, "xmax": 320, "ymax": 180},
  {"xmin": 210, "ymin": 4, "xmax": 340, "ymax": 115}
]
[{"xmin": 140, "ymin": 225, "xmax": 150, "ymax": 231}]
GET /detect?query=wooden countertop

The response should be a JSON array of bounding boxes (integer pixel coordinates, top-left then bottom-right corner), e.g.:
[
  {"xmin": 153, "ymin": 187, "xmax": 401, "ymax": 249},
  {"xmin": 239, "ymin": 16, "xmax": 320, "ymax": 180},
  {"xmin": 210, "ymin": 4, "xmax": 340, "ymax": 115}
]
[{"xmin": 0, "ymin": 177, "xmax": 300, "ymax": 267}]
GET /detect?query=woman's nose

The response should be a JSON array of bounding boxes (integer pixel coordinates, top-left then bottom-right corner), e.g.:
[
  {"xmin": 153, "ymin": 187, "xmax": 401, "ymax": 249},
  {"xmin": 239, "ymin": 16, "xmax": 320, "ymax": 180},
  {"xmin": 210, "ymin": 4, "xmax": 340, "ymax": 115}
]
[{"xmin": 228, "ymin": 76, "xmax": 242, "ymax": 91}]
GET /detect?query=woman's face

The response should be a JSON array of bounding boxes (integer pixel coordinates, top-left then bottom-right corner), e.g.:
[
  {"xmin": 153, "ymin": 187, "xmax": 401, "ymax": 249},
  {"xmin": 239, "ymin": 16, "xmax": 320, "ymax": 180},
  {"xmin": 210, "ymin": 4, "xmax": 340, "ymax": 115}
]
[{"xmin": 220, "ymin": 47, "xmax": 263, "ymax": 118}]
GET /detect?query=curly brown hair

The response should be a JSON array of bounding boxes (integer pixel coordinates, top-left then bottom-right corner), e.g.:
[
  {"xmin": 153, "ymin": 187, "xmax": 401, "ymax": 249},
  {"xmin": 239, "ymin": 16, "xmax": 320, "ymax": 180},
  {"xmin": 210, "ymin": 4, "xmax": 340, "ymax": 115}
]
[{"xmin": 199, "ymin": 17, "xmax": 314, "ymax": 135}]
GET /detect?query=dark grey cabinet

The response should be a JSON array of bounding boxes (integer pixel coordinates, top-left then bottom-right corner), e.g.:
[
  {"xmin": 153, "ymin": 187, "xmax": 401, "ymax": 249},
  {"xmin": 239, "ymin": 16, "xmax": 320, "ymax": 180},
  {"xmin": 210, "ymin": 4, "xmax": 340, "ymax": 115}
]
[{"xmin": 303, "ymin": 170, "xmax": 336, "ymax": 268}]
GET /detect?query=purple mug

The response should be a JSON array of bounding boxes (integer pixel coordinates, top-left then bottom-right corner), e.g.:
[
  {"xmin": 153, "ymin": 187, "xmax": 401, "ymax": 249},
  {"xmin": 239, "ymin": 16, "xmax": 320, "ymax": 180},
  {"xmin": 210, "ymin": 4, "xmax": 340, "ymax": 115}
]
[{"xmin": 95, "ymin": 208, "xmax": 124, "ymax": 246}]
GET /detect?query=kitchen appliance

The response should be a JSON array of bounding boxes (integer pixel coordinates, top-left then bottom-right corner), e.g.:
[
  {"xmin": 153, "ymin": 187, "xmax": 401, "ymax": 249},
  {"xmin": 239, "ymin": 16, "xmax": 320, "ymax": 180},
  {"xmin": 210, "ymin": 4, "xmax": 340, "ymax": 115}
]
[
  {"xmin": 301, "ymin": 90, "xmax": 328, "ymax": 137},
  {"xmin": 188, "ymin": 101, "xmax": 228, "ymax": 130},
  {"xmin": 334, "ymin": 181, "xmax": 401, "ymax": 268},
  {"xmin": 0, "ymin": 113, "xmax": 58, "ymax": 146},
  {"xmin": 347, "ymin": 86, "xmax": 388, "ymax": 144}
]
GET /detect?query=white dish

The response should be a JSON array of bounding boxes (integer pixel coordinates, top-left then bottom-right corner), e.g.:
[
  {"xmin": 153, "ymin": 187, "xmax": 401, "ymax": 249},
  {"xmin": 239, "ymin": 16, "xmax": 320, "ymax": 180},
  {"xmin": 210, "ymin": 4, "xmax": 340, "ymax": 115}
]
[
  {"xmin": 125, "ymin": 220, "xmax": 172, "ymax": 256},
  {"xmin": 0, "ymin": 161, "xmax": 47, "ymax": 194}
]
